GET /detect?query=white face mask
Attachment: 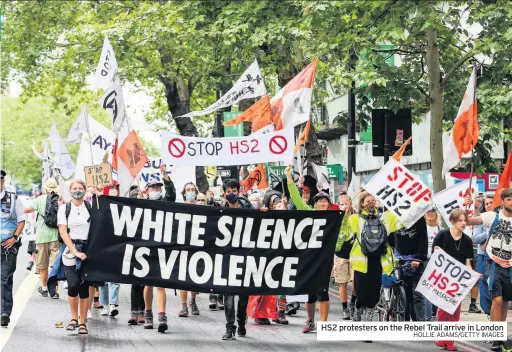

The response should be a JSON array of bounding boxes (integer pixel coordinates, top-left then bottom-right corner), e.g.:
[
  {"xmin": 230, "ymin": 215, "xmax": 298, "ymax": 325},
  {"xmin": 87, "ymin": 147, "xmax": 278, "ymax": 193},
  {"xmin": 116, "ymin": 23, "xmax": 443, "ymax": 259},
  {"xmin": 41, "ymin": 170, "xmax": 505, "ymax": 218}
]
[
  {"xmin": 108, "ymin": 189, "xmax": 119, "ymax": 197},
  {"xmin": 148, "ymin": 191, "xmax": 162, "ymax": 200}
]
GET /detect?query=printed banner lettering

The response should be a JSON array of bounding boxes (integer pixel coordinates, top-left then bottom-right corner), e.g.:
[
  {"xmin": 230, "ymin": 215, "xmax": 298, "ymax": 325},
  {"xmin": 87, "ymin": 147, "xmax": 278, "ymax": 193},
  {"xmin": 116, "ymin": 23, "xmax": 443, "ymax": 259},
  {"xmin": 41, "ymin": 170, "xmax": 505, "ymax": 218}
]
[
  {"xmin": 433, "ymin": 179, "xmax": 477, "ymax": 236},
  {"xmin": 365, "ymin": 159, "xmax": 433, "ymax": 228},
  {"xmin": 161, "ymin": 128, "xmax": 294, "ymax": 166},
  {"xmin": 179, "ymin": 60, "xmax": 266, "ymax": 118},
  {"xmin": 84, "ymin": 197, "xmax": 342, "ymax": 294},
  {"xmin": 416, "ymin": 248, "xmax": 479, "ymax": 314},
  {"xmin": 93, "ymin": 36, "xmax": 119, "ymax": 90}
]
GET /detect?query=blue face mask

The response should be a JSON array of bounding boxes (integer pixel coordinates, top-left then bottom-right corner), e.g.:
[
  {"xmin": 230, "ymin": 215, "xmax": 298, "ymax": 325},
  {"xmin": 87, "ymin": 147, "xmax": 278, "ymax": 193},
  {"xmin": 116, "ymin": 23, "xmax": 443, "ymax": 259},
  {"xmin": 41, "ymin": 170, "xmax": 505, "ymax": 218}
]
[
  {"xmin": 186, "ymin": 192, "xmax": 196, "ymax": 202},
  {"xmin": 226, "ymin": 192, "xmax": 238, "ymax": 204}
]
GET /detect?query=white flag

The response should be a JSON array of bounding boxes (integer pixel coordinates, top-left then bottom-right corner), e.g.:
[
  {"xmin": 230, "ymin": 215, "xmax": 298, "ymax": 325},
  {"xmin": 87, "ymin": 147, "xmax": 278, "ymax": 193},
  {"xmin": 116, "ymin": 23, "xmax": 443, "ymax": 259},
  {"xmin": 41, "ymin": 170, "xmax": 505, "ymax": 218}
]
[
  {"xmin": 67, "ymin": 105, "xmax": 89, "ymax": 144},
  {"xmin": 93, "ymin": 36, "xmax": 119, "ymax": 90},
  {"xmin": 49, "ymin": 123, "xmax": 76, "ymax": 179},
  {"xmin": 179, "ymin": 60, "xmax": 266, "ymax": 118},
  {"xmin": 312, "ymin": 163, "xmax": 329, "ymax": 191},
  {"xmin": 98, "ymin": 80, "xmax": 127, "ymax": 134},
  {"xmin": 347, "ymin": 169, "xmax": 362, "ymax": 199}
]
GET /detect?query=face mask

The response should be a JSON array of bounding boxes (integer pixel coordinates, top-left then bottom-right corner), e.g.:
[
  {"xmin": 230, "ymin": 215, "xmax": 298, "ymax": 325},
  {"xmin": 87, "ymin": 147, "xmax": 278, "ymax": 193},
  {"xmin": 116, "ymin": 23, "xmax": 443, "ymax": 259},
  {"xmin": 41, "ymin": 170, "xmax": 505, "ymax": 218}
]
[
  {"xmin": 250, "ymin": 201, "xmax": 260, "ymax": 209},
  {"xmin": 226, "ymin": 193, "xmax": 238, "ymax": 204},
  {"xmin": 109, "ymin": 189, "xmax": 119, "ymax": 197},
  {"xmin": 196, "ymin": 200, "xmax": 205, "ymax": 205},
  {"xmin": 186, "ymin": 192, "xmax": 196, "ymax": 202},
  {"xmin": 148, "ymin": 191, "xmax": 162, "ymax": 200},
  {"xmin": 71, "ymin": 191, "xmax": 85, "ymax": 200}
]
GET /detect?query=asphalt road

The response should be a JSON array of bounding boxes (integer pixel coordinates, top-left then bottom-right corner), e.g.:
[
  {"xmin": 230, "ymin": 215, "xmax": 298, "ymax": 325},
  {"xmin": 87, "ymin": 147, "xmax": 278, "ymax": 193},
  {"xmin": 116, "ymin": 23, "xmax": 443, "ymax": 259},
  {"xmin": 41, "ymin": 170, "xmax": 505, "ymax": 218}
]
[{"xmin": 0, "ymin": 240, "xmax": 506, "ymax": 352}]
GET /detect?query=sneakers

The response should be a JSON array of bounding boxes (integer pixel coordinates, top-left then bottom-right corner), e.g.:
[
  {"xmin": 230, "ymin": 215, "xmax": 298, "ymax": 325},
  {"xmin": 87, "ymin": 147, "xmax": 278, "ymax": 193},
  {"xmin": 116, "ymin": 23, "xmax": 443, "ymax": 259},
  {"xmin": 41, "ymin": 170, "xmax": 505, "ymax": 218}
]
[
  {"xmin": 491, "ymin": 341, "xmax": 504, "ymax": 351},
  {"xmin": 128, "ymin": 311, "xmax": 138, "ymax": 325},
  {"xmin": 285, "ymin": 303, "xmax": 297, "ymax": 316},
  {"xmin": 353, "ymin": 308, "xmax": 363, "ymax": 322},
  {"xmin": 144, "ymin": 311, "xmax": 154, "ymax": 329},
  {"xmin": 302, "ymin": 319, "xmax": 316, "ymax": 333},
  {"xmin": 51, "ymin": 293, "xmax": 59, "ymax": 300},
  {"xmin": 274, "ymin": 310, "xmax": 289, "ymax": 325},
  {"xmin": 342, "ymin": 307, "xmax": 350, "ymax": 320},
  {"xmin": 217, "ymin": 295, "xmax": 224, "ymax": 310},
  {"xmin": 38, "ymin": 286, "xmax": 48, "ymax": 297},
  {"xmin": 157, "ymin": 313, "xmax": 168, "ymax": 333},
  {"xmin": 178, "ymin": 304, "xmax": 189, "ymax": 317},
  {"xmin": 222, "ymin": 329, "xmax": 236, "ymax": 340},
  {"xmin": 255, "ymin": 318, "xmax": 271, "ymax": 325},
  {"xmin": 209, "ymin": 294, "xmax": 218, "ymax": 310},
  {"xmin": 468, "ymin": 303, "xmax": 482, "ymax": 314},
  {"xmin": 137, "ymin": 311, "xmax": 145, "ymax": 324},
  {"xmin": 190, "ymin": 301, "xmax": 200, "ymax": 315},
  {"xmin": 27, "ymin": 261, "xmax": 34, "ymax": 271},
  {"xmin": 101, "ymin": 306, "xmax": 110, "ymax": 316},
  {"xmin": 237, "ymin": 323, "xmax": 247, "ymax": 337},
  {"xmin": 348, "ymin": 301, "xmax": 355, "ymax": 320},
  {"xmin": 109, "ymin": 305, "xmax": 119, "ymax": 317},
  {"xmin": 0, "ymin": 314, "xmax": 10, "ymax": 327}
]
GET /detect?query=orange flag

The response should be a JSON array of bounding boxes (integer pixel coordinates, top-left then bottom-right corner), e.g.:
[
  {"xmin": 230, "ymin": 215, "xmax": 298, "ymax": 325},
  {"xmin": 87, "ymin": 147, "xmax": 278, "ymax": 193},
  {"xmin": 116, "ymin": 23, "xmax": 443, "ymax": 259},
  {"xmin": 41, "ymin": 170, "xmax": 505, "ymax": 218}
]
[
  {"xmin": 223, "ymin": 95, "xmax": 272, "ymax": 133},
  {"xmin": 117, "ymin": 130, "xmax": 149, "ymax": 177},
  {"xmin": 492, "ymin": 153, "xmax": 512, "ymax": 210},
  {"xmin": 392, "ymin": 136, "xmax": 412, "ymax": 161},
  {"xmin": 240, "ymin": 164, "xmax": 268, "ymax": 191},
  {"xmin": 111, "ymin": 137, "xmax": 119, "ymax": 171},
  {"xmin": 293, "ymin": 120, "xmax": 311, "ymax": 153}
]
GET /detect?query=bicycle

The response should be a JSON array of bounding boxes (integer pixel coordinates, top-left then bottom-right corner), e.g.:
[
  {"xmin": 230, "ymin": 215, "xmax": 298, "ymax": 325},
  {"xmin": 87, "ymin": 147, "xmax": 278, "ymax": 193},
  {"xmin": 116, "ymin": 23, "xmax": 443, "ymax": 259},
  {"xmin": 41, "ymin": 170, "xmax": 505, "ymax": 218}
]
[{"xmin": 377, "ymin": 257, "xmax": 423, "ymax": 322}]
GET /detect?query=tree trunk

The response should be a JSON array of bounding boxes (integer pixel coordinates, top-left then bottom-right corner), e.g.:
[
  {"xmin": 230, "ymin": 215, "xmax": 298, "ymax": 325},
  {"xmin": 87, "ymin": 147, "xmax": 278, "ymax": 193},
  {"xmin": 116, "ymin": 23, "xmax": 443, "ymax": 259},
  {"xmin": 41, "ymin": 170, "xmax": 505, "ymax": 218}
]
[
  {"xmin": 425, "ymin": 27, "xmax": 446, "ymax": 192},
  {"xmin": 161, "ymin": 76, "xmax": 209, "ymax": 193}
]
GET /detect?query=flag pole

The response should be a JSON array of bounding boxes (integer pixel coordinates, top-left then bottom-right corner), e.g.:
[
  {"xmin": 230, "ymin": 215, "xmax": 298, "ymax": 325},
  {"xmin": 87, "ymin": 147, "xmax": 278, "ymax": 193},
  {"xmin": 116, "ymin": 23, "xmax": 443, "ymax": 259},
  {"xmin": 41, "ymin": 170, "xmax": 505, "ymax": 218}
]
[
  {"xmin": 466, "ymin": 64, "xmax": 478, "ymax": 212},
  {"xmin": 83, "ymin": 105, "xmax": 100, "ymax": 209}
]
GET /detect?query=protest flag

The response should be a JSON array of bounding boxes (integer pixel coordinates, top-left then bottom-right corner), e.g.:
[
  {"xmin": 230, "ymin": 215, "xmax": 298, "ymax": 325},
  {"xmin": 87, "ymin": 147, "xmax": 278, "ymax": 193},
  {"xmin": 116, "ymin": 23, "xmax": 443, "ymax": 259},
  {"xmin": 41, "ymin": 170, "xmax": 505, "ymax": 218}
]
[
  {"xmin": 93, "ymin": 36, "xmax": 119, "ymax": 90},
  {"xmin": 117, "ymin": 130, "xmax": 149, "ymax": 178},
  {"xmin": 493, "ymin": 153, "xmax": 512, "ymax": 210},
  {"xmin": 67, "ymin": 105, "xmax": 89, "ymax": 144},
  {"xmin": 240, "ymin": 163, "xmax": 268, "ymax": 191},
  {"xmin": 223, "ymin": 95, "xmax": 272, "ymax": 133},
  {"xmin": 293, "ymin": 120, "xmax": 311, "ymax": 153}
]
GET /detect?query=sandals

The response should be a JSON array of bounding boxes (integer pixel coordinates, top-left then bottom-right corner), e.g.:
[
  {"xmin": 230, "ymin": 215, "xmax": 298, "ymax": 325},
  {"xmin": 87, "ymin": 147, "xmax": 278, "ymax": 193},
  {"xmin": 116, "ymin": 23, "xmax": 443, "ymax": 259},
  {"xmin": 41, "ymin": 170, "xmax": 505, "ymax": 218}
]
[
  {"xmin": 78, "ymin": 324, "xmax": 88, "ymax": 335},
  {"xmin": 66, "ymin": 319, "xmax": 78, "ymax": 331}
]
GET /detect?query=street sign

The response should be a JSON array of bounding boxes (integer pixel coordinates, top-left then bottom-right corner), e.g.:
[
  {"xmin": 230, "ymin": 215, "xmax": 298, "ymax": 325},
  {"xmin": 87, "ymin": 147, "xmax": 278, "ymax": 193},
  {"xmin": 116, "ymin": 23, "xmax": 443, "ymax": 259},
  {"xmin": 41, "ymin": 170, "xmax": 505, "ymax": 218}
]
[
  {"xmin": 371, "ymin": 108, "xmax": 412, "ymax": 157},
  {"xmin": 223, "ymin": 111, "xmax": 244, "ymax": 137}
]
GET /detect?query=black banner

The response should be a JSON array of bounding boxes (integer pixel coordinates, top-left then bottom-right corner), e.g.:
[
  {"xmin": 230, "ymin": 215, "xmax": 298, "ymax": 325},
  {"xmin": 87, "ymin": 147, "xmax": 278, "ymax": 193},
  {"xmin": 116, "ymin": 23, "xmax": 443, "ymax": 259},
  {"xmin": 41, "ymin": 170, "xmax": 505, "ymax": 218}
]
[{"xmin": 83, "ymin": 196, "xmax": 342, "ymax": 295}]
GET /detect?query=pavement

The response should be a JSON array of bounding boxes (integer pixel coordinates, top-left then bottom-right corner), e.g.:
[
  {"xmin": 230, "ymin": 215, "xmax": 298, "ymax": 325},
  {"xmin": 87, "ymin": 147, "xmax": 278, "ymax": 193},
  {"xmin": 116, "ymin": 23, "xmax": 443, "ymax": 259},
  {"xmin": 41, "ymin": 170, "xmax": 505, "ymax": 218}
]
[{"xmin": 1, "ymin": 240, "xmax": 510, "ymax": 352}]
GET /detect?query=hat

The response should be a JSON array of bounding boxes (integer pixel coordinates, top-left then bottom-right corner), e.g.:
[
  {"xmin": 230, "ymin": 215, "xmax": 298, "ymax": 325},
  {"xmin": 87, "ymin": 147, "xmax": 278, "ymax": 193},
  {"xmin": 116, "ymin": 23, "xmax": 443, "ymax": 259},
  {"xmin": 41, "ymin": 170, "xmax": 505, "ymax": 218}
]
[
  {"xmin": 302, "ymin": 186, "xmax": 311, "ymax": 192},
  {"xmin": 146, "ymin": 180, "xmax": 164, "ymax": 188},
  {"xmin": 313, "ymin": 191, "xmax": 332, "ymax": 205},
  {"xmin": 44, "ymin": 178, "xmax": 58, "ymax": 193},
  {"xmin": 0, "ymin": 170, "xmax": 5, "ymax": 180}
]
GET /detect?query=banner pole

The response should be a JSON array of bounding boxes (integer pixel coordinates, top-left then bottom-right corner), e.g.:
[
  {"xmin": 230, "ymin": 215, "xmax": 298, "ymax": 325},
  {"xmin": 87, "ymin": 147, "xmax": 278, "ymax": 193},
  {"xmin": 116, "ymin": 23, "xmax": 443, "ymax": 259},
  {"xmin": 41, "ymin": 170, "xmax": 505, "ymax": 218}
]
[
  {"xmin": 467, "ymin": 148, "xmax": 475, "ymax": 211},
  {"xmin": 83, "ymin": 105, "xmax": 100, "ymax": 209},
  {"xmin": 278, "ymin": 161, "xmax": 286, "ymax": 194}
]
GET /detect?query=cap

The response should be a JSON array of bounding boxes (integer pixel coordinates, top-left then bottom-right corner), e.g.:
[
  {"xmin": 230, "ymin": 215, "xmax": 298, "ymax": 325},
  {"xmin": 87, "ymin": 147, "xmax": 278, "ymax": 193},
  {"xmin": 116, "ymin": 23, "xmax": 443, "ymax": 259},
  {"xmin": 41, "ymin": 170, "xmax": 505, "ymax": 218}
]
[
  {"xmin": 302, "ymin": 186, "xmax": 311, "ymax": 192},
  {"xmin": 44, "ymin": 178, "xmax": 59, "ymax": 193},
  {"xmin": 313, "ymin": 191, "xmax": 332, "ymax": 205},
  {"xmin": 0, "ymin": 170, "xmax": 5, "ymax": 180},
  {"xmin": 146, "ymin": 180, "xmax": 164, "ymax": 188}
]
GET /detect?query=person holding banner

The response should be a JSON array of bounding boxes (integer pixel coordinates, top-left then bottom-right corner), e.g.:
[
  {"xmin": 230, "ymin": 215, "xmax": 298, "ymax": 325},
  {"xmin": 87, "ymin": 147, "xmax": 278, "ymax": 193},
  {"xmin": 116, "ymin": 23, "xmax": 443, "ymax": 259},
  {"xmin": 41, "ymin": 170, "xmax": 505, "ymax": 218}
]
[
  {"xmin": 221, "ymin": 179, "xmax": 253, "ymax": 341},
  {"xmin": 56, "ymin": 180, "xmax": 92, "ymax": 335},
  {"xmin": 142, "ymin": 175, "xmax": 176, "ymax": 333},
  {"xmin": 432, "ymin": 209, "xmax": 475, "ymax": 351},
  {"xmin": 178, "ymin": 182, "xmax": 200, "ymax": 318},
  {"xmin": 286, "ymin": 165, "xmax": 332, "ymax": 334},
  {"xmin": 424, "ymin": 208, "xmax": 443, "ymax": 320}
]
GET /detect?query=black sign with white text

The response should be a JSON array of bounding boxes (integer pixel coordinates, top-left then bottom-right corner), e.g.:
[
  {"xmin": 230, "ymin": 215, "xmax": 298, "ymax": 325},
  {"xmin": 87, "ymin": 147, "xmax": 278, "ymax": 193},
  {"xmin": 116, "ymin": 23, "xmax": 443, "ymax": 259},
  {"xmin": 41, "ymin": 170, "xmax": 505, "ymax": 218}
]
[{"xmin": 84, "ymin": 197, "xmax": 342, "ymax": 295}]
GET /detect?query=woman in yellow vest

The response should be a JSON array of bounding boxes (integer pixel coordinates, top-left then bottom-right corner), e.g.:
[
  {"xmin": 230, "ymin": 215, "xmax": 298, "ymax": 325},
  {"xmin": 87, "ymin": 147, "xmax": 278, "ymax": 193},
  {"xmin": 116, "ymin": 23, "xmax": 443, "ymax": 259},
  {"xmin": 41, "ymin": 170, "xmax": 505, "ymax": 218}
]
[{"xmin": 345, "ymin": 192, "xmax": 400, "ymax": 330}]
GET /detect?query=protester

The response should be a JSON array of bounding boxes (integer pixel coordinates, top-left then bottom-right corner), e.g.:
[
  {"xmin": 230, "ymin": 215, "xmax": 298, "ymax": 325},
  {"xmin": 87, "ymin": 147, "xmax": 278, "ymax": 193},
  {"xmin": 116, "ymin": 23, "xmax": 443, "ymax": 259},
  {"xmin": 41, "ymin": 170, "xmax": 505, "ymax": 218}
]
[
  {"xmin": 345, "ymin": 191, "xmax": 399, "ymax": 343},
  {"xmin": 433, "ymin": 209, "xmax": 475, "ymax": 351},
  {"xmin": 468, "ymin": 188, "xmax": 512, "ymax": 352},
  {"xmin": 424, "ymin": 208, "xmax": 443, "ymax": 320},
  {"xmin": 333, "ymin": 194, "xmax": 356, "ymax": 320},
  {"xmin": 389, "ymin": 216, "xmax": 428, "ymax": 321},
  {"xmin": 128, "ymin": 187, "xmax": 145, "ymax": 325},
  {"xmin": 221, "ymin": 178, "xmax": 252, "ymax": 341},
  {"xmin": 248, "ymin": 193, "xmax": 262, "ymax": 209},
  {"xmin": 55, "ymin": 180, "xmax": 92, "ymax": 335},
  {"xmin": 143, "ymin": 164, "xmax": 176, "ymax": 333},
  {"xmin": 24, "ymin": 178, "xmax": 60, "ymax": 298},
  {"xmin": 0, "ymin": 170, "xmax": 25, "ymax": 327},
  {"xmin": 286, "ymin": 165, "xmax": 332, "ymax": 333}
]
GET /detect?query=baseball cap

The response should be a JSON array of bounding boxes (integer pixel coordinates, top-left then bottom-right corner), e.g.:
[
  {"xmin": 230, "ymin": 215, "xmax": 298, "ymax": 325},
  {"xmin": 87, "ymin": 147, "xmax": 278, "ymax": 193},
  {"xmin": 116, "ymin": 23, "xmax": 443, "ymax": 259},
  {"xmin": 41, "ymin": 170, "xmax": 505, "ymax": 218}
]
[{"xmin": 146, "ymin": 180, "xmax": 164, "ymax": 188}]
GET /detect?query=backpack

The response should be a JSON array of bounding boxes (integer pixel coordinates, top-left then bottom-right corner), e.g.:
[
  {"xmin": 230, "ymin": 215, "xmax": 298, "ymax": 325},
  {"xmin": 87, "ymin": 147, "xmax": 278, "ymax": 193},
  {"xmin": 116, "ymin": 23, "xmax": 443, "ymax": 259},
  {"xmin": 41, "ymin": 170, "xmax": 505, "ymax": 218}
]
[
  {"xmin": 359, "ymin": 213, "xmax": 388, "ymax": 257},
  {"xmin": 43, "ymin": 193, "xmax": 60, "ymax": 228}
]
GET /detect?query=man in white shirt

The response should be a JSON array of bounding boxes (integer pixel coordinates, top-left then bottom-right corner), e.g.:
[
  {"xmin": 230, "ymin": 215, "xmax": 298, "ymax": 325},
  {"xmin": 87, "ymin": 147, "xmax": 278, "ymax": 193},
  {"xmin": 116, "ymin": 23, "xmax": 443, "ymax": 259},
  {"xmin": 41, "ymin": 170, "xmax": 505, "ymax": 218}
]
[{"xmin": 468, "ymin": 188, "xmax": 512, "ymax": 352}]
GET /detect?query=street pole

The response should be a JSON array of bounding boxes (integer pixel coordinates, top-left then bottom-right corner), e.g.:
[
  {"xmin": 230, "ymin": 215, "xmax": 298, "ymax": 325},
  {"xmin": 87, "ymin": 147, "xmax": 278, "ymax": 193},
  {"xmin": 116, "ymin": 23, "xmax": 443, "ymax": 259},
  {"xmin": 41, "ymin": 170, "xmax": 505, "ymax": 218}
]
[
  {"xmin": 216, "ymin": 90, "xmax": 224, "ymax": 138},
  {"xmin": 347, "ymin": 49, "xmax": 357, "ymax": 185},
  {"xmin": 384, "ymin": 111, "xmax": 390, "ymax": 164}
]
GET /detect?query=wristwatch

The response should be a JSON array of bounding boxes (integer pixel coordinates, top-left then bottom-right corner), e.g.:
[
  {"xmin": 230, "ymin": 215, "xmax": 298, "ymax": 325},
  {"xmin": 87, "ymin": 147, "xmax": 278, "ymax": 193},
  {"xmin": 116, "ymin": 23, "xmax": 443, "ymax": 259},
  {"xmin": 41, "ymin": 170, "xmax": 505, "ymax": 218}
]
[{"xmin": 13, "ymin": 234, "xmax": 19, "ymax": 240}]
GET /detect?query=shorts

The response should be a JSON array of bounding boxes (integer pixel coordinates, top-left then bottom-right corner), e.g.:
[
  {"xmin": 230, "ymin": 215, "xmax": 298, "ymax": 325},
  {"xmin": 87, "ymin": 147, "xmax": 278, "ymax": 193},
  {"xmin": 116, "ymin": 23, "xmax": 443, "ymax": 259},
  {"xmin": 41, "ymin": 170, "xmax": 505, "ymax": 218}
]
[
  {"xmin": 333, "ymin": 257, "xmax": 351, "ymax": 284},
  {"xmin": 490, "ymin": 265, "xmax": 512, "ymax": 301},
  {"xmin": 36, "ymin": 241, "xmax": 60, "ymax": 269},
  {"xmin": 307, "ymin": 284, "xmax": 330, "ymax": 303}
]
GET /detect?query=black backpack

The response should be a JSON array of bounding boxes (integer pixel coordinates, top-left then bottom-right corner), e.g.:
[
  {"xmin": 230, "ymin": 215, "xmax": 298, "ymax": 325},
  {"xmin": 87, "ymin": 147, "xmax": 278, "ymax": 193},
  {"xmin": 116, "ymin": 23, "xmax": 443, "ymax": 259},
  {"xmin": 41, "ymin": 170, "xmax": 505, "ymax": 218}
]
[
  {"xmin": 359, "ymin": 213, "xmax": 388, "ymax": 257},
  {"xmin": 43, "ymin": 193, "xmax": 60, "ymax": 228}
]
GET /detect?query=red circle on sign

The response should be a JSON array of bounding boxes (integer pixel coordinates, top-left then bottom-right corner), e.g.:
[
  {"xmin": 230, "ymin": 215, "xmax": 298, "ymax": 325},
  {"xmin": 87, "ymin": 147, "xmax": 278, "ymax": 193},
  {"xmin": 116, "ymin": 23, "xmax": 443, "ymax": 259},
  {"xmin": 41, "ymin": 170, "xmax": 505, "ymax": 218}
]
[
  {"xmin": 168, "ymin": 138, "xmax": 186, "ymax": 158},
  {"xmin": 269, "ymin": 135, "xmax": 288, "ymax": 154}
]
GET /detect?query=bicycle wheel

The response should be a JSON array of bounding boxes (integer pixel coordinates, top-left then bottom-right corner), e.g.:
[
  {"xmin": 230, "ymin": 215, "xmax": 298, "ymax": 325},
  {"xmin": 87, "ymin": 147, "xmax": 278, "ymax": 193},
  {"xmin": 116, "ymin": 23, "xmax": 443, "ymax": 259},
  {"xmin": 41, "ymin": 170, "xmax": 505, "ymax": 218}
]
[{"xmin": 391, "ymin": 285, "xmax": 407, "ymax": 321}]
